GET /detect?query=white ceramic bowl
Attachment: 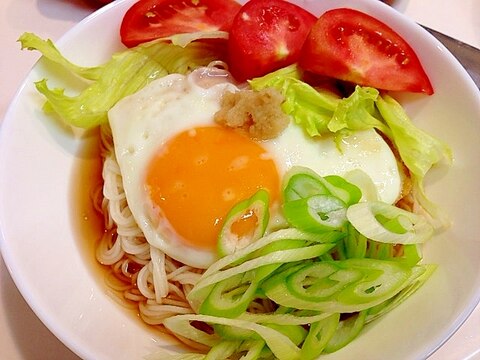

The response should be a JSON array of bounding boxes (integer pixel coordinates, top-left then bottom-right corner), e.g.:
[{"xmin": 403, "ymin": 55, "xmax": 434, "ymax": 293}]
[{"xmin": 1, "ymin": 0, "xmax": 479, "ymax": 359}]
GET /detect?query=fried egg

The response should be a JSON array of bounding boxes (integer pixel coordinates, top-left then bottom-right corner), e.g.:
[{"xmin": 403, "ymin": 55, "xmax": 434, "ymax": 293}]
[
  {"xmin": 108, "ymin": 68, "xmax": 401, "ymax": 269},
  {"xmin": 263, "ymin": 123, "xmax": 402, "ymax": 204}
]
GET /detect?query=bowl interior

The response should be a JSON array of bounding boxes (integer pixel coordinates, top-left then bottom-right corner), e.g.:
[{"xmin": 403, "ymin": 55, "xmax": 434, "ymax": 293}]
[{"xmin": 0, "ymin": 0, "xmax": 479, "ymax": 359}]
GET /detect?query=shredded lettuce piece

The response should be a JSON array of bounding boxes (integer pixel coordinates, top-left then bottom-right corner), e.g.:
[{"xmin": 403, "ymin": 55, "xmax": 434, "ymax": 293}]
[
  {"xmin": 376, "ymin": 95, "xmax": 452, "ymax": 182},
  {"xmin": 376, "ymin": 95, "xmax": 453, "ymax": 228},
  {"xmin": 329, "ymin": 86, "xmax": 392, "ymax": 140},
  {"xmin": 19, "ymin": 33, "xmax": 102, "ymax": 80},
  {"xmin": 18, "ymin": 32, "xmax": 226, "ymax": 129},
  {"xmin": 249, "ymin": 65, "xmax": 341, "ymax": 136},
  {"xmin": 250, "ymin": 68, "xmax": 390, "ymax": 141}
]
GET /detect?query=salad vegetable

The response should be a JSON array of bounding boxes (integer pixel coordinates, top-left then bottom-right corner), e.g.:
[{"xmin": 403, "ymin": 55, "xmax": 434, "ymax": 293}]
[
  {"xmin": 152, "ymin": 168, "xmax": 434, "ymax": 359},
  {"xmin": 18, "ymin": 32, "xmax": 226, "ymax": 129},
  {"xmin": 250, "ymin": 67, "xmax": 452, "ymax": 226},
  {"xmin": 120, "ymin": 0, "xmax": 241, "ymax": 48},
  {"xmin": 299, "ymin": 8, "xmax": 434, "ymax": 94},
  {"xmin": 120, "ymin": 0, "xmax": 434, "ymax": 93},
  {"xmin": 282, "ymin": 167, "xmax": 362, "ymax": 205},
  {"xmin": 346, "ymin": 201, "xmax": 434, "ymax": 244},
  {"xmin": 283, "ymin": 194, "xmax": 348, "ymax": 233},
  {"xmin": 227, "ymin": 0, "xmax": 316, "ymax": 81},
  {"xmin": 217, "ymin": 189, "xmax": 270, "ymax": 257}
]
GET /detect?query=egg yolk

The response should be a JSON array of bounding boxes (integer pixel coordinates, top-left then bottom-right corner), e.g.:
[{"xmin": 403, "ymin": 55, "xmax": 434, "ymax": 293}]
[{"xmin": 145, "ymin": 126, "xmax": 280, "ymax": 250}]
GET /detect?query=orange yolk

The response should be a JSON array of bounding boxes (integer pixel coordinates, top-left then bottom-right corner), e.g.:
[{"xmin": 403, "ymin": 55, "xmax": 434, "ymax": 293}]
[{"xmin": 145, "ymin": 126, "xmax": 280, "ymax": 250}]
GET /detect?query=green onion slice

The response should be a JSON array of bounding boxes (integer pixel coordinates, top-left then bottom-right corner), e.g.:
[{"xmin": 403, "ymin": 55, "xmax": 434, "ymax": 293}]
[
  {"xmin": 301, "ymin": 314, "xmax": 339, "ymax": 360},
  {"xmin": 261, "ymin": 258, "xmax": 413, "ymax": 313},
  {"xmin": 283, "ymin": 195, "xmax": 347, "ymax": 232},
  {"xmin": 283, "ymin": 166, "xmax": 361, "ymax": 206},
  {"xmin": 324, "ymin": 310, "xmax": 367, "ymax": 353},
  {"xmin": 346, "ymin": 201, "xmax": 434, "ymax": 244},
  {"xmin": 217, "ymin": 189, "xmax": 270, "ymax": 257}
]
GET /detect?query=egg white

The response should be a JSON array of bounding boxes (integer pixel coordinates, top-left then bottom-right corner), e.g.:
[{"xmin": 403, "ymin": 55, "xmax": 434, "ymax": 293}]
[
  {"xmin": 108, "ymin": 71, "xmax": 402, "ymax": 268},
  {"xmin": 263, "ymin": 124, "xmax": 402, "ymax": 204},
  {"xmin": 108, "ymin": 71, "xmax": 238, "ymax": 268}
]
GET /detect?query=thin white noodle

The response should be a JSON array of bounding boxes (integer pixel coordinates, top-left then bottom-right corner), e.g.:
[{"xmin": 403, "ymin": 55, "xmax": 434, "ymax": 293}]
[
  {"xmin": 137, "ymin": 262, "xmax": 156, "ymax": 300},
  {"xmin": 151, "ymin": 246, "xmax": 169, "ymax": 301},
  {"xmin": 95, "ymin": 231, "xmax": 124, "ymax": 265},
  {"xmin": 126, "ymin": 253, "xmax": 150, "ymax": 265},
  {"xmin": 124, "ymin": 290, "xmax": 147, "ymax": 303},
  {"xmin": 167, "ymin": 282, "xmax": 188, "ymax": 300},
  {"xmin": 169, "ymin": 272, "xmax": 202, "ymax": 286},
  {"xmin": 121, "ymin": 236, "xmax": 150, "ymax": 256},
  {"xmin": 140, "ymin": 301, "xmax": 193, "ymax": 325},
  {"xmin": 105, "ymin": 288, "xmax": 138, "ymax": 310}
]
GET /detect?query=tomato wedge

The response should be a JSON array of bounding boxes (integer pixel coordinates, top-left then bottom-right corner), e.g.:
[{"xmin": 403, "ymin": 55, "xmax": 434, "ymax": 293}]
[
  {"xmin": 120, "ymin": 0, "xmax": 241, "ymax": 48},
  {"xmin": 299, "ymin": 8, "xmax": 434, "ymax": 94},
  {"xmin": 227, "ymin": 0, "xmax": 316, "ymax": 81}
]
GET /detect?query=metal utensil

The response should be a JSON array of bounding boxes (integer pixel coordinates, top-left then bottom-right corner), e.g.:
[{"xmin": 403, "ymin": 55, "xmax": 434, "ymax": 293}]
[{"xmin": 423, "ymin": 26, "xmax": 480, "ymax": 89}]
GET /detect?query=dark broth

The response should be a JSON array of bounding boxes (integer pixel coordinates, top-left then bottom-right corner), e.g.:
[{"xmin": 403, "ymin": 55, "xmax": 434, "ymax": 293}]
[
  {"xmin": 70, "ymin": 128, "xmax": 104, "ymax": 272},
  {"xmin": 69, "ymin": 129, "xmax": 183, "ymax": 348}
]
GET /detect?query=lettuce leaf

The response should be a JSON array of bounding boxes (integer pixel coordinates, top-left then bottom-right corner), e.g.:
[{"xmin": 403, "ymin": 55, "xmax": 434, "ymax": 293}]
[
  {"xmin": 376, "ymin": 95, "xmax": 453, "ymax": 227},
  {"xmin": 250, "ymin": 67, "xmax": 390, "ymax": 141},
  {"xmin": 249, "ymin": 65, "xmax": 341, "ymax": 137},
  {"xmin": 250, "ymin": 66, "xmax": 452, "ymax": 224},
  {"xmin": 18, "ymin": 32, "xmax": 226, "ymax": 129},
  {"xmin": 376, "ymin": 95, "xmax": 452, "ymax": 184},
  {"xmin": 329, "ymin": 86, "xmax": 391, "ymax": 138}
]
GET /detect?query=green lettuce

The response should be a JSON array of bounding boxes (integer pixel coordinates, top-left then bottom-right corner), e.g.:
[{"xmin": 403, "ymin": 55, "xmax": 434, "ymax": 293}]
[
  {"xmin": 250, "ymin": 65, "xmax": 452, "ymax": 226},
  {"xmin": 250, "ymin": 66, "xmax": 392, "ymax": 142},
  {"xmin": 376, "ymin": 95, "xmax": 452, "ymax": 186},
  {"xmin": 329, "ymin": 87, "xmax": 391, "ymax": 138},
  {"xmin": 250, "ymin": 65, "xmax": 341, "ymax": 136},
  {"xmin": 19, "ymin": 32, "xmax": 226, "ymax": 129},
  {"xmin": 376, "ymin": 95, "xmax": 453, "ymax": 227}
]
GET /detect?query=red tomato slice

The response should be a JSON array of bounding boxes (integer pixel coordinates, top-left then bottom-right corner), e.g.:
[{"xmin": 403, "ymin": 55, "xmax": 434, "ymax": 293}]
[
  {"xmin": 299, "ymin": 8, "xmax": 434, "ymax": 94},
  {"xmin": 227, "ymin": 0, "xmax": 316, "ymax": 81},
  {"xmin": 120, "ymin": 0, "xmax": 241, "ymax": 48}
]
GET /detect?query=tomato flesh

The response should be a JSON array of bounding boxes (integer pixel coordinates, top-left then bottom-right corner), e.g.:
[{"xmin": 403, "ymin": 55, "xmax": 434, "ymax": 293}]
[
  {"xmin": 227, "ymin": 0, "xmax": 316, "ymax": 81},
  {"xmin": 120, "ymin": 0, "xmax": 241, "ymax": 48},
  {"xmin": 299, "ymin": 8, "xmax": 434, "ymax": 94}
]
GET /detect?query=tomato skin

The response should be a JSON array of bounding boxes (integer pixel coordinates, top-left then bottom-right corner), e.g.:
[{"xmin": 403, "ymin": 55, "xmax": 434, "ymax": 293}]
[
  {"xmin": 299, "ymin": 8, "xmax": 434, "ymax": 95},
  {"xmin": 227, "ymin": 0, "xmax": 316, "ymax": 82},
  {"xmin": 120, "ymin": 0, "xmax": 242, "ymax": 48}
]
